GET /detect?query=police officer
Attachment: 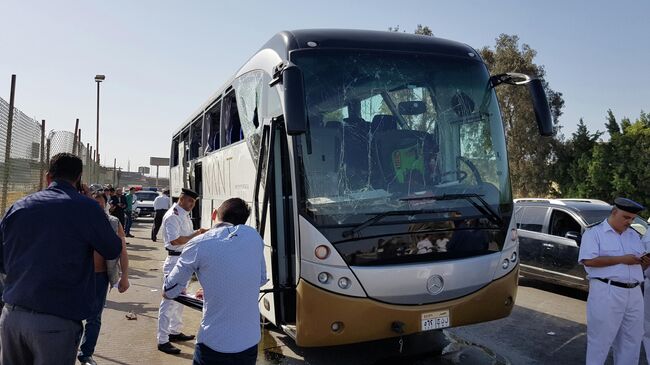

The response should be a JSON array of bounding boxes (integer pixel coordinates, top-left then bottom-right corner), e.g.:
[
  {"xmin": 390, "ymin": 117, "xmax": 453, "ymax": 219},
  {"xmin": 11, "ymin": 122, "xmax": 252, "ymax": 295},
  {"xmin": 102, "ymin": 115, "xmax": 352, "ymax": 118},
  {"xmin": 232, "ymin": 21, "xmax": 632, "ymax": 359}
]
[
  {"xmin": 156, "ymin": 188, "xmax": 207, "ymax": 355},
  {"xmin": 578, "ymin": 197, "xmax": 650, "ymax": 365}
]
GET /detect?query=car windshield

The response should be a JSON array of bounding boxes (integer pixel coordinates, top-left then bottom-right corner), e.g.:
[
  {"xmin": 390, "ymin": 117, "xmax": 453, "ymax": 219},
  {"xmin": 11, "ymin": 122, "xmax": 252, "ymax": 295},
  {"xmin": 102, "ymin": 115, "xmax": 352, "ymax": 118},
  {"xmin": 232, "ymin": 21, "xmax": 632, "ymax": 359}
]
[
  {"xmin": 292, "ymin": 50, "xmax": 511, "ymax": 227},
  {"xmin": 135, "ymin": 192, "xmax": 158, "ymax": 201}
]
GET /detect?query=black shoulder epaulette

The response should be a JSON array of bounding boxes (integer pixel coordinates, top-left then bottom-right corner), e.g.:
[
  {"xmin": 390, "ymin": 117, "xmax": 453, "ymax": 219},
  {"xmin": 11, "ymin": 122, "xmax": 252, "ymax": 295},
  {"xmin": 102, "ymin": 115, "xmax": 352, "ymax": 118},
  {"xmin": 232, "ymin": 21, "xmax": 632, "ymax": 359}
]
[{"xmin": 585, "ymin": 219, "xmax": 605, "ymax": 229}]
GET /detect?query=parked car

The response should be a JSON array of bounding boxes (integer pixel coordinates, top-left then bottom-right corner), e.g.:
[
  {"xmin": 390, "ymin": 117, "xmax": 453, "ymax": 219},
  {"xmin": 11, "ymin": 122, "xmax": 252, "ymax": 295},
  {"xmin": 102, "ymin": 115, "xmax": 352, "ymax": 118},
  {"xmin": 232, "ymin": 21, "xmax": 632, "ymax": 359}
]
[
  {"xmin": 133, "ymin": 190, "xmax": 160, "ymax": 219},
  {"xmin": 89, "ymin": 183, "xmax": 104, "ymax": 192},
  {"xmin": 514, "ymin": 198, "xmax": 648, "ymax": 291}
]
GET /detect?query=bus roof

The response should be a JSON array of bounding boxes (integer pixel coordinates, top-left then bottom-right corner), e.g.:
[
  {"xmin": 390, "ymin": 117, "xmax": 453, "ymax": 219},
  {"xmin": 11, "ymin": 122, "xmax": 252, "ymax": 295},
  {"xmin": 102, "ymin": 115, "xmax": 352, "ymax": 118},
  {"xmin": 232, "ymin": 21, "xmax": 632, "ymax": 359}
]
[
  {"xmin": 268, "ymin": 29, "xmax": 476, "ymax": 57},
  {"xmin": 172, "ymin": 29, "xmax": 478, "ymax": 137}
]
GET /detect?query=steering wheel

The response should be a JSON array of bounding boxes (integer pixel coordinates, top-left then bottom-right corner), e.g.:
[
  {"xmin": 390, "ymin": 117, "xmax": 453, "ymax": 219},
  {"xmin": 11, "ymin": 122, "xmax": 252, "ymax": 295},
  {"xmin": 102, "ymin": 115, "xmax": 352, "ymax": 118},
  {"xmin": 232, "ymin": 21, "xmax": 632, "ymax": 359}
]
[
  {"xmin": 438, "ymin": 157, "xmax": 483, "ymax": 184},
  {"xmin": 457, "ymin": 156, "xmax": 483, "ymax": 184},
  {"xmin": 439, "ymin": 169, "xmax": 468, "ymax": 183}
]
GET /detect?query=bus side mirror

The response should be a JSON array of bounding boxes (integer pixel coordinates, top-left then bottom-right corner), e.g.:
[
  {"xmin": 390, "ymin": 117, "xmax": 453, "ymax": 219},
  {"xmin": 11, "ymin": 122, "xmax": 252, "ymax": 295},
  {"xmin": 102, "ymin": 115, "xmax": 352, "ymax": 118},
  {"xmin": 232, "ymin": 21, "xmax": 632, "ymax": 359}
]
[
  {"xmin": 489, "ymin": 73, "xmax": 553, "ymax": 137},
  {"xmin": 528, "ymin": 79, "xmax": 553, "ymax": 137},
  {"xmin": 282, "ymin": 64, "xmax": 308, "ymax": 136}
]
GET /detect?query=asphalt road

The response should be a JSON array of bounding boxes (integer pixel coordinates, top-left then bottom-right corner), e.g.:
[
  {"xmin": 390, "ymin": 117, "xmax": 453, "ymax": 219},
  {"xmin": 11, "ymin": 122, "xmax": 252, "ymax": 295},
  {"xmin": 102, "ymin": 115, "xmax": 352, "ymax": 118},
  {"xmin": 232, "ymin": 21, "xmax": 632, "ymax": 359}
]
[{"xmin": 95, "ymin": 220, "xmax": 648, "ymax": 365}]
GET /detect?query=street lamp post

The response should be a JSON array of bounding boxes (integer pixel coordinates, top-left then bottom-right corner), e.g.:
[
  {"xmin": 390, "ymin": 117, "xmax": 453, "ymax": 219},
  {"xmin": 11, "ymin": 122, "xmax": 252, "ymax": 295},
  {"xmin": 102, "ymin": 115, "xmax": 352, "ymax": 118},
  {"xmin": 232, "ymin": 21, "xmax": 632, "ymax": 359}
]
[{"xmin": 94, "ymin": 74, "xmax": 105, "ymax": 165}]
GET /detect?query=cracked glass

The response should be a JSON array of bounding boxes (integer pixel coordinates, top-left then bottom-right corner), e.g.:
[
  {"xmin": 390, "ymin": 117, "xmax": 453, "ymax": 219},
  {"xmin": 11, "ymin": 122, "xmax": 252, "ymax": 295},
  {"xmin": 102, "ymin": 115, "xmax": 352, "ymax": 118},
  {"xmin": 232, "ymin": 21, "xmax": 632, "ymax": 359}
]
[{"xmin": 293, "ymin": 50, "xmax": 511, "ymax": 230}]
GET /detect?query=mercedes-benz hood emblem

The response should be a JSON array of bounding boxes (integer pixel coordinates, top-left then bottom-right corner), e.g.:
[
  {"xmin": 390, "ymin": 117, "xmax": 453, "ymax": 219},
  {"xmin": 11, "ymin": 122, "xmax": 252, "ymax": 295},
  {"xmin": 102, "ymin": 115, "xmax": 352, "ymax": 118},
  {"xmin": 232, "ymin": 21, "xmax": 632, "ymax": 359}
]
[{"xmin": 426, "ymin": 275, "xmax": 444, "ymax": 295}]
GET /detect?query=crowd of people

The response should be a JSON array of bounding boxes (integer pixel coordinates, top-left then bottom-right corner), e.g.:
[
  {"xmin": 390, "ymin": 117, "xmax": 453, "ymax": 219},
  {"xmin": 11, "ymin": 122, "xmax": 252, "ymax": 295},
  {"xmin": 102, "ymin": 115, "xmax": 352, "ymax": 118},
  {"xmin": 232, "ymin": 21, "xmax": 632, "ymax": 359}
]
[
  {"xmin": 0, "ymin": 153, "xmax": 267, "ymax": 365},
  {"xmin": 5, "ymin": 153, "xmax": 650, "ymax": 365}
]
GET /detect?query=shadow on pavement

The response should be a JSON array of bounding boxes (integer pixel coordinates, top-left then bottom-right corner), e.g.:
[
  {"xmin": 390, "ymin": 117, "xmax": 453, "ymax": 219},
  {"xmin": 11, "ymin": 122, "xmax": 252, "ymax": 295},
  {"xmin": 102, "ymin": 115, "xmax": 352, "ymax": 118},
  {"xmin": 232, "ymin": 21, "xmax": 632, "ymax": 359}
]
[
  {"xmin": 125, "ymin": 243, "xmax": 157, "ymax": 252},
  {"xmin": 106, "ymin": 300, "xmax": 160, "ymax": 320},
  {"xmin": 518, "ymin": 277, "xmax": 588, "ymax": 301},
  {"xmin": 127, "ymin": 267, "xmax": 158, "ymax": 280},
  {"xmin": 258, "ymin": 326, "xmax": 508, "ymax": 365}
]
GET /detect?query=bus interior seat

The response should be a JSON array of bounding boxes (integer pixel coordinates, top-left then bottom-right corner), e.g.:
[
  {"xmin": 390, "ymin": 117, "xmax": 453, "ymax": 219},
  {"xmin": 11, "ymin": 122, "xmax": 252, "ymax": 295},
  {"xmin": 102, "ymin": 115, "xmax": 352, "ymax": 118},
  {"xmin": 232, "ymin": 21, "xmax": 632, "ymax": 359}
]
[
  {"xmin": 325, "ymin": 120, "xmax": 343, "ymax": 129},
  {"xmin": 190, "ymin": 128, "xmax": 201, "ymax": 159},
  {"xmin": 205, "ymin": 111, "xmax": 220, "ymax": 153},
  {"xmin": 371, "ymin": 114, "xmax": 398, "ymax": 134},
  {"xmin": 341, "ymin": 117, "xmax": 371, "ymax": 189},
  {"xmin": 370, "ymin": 129, "xmax": 436, "ymax": 192},
  {"xmin": 226, "ymin": 102, "xmax": 242, "ymax": 145},
  {"xmin": 343, "ymin": 117, "xmax": 370, "ymax": 135}
]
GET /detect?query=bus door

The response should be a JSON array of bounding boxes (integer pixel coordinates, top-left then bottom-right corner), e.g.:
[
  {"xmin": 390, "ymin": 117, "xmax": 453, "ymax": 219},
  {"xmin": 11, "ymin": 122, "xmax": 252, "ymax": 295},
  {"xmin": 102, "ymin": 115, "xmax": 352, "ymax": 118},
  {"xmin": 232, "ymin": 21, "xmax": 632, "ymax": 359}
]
[{"xmin": 255, "ymin": 118, "xmax": 297, "ymax": 328}]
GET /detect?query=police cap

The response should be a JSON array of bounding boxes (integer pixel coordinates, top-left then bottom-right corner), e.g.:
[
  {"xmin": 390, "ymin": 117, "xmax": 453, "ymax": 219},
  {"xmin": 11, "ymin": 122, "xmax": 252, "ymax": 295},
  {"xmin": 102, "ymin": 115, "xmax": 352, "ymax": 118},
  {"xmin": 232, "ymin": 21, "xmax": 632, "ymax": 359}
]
[
  {"xmin": 181, "ymin": 188, "xmax": 199, "ymax": 200},
  {"xmin": 614, "ymin": 197, "xmax": 645, "ymax": 214}
]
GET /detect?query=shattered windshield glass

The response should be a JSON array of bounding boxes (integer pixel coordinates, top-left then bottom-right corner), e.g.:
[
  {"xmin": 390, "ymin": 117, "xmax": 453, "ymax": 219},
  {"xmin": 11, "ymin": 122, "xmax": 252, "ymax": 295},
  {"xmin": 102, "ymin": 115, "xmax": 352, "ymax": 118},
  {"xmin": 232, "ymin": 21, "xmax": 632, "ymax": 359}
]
[{"xmin": 292, "ymin": 50, "xmax": 511, "ymax": 228}]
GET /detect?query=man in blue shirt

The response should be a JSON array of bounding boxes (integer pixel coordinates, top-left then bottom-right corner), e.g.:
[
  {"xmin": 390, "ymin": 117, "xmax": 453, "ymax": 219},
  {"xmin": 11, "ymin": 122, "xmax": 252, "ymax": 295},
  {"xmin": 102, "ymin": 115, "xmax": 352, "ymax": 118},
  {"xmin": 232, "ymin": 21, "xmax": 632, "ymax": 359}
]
[
  {"xmin": 0, "ymin": 153, "xmax": 122, "ymax": 365},
  {"xmin": 164, "ymin": 198, "xmax": 267, "ymax": 365}
]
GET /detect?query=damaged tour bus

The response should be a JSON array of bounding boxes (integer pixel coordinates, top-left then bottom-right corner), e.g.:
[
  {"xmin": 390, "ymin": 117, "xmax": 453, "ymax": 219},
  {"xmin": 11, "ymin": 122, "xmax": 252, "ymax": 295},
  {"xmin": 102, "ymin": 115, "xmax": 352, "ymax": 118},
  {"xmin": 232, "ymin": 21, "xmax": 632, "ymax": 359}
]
[{"xmin": 169, "ymin": 29, "xmax": 553, "ymax": 347}]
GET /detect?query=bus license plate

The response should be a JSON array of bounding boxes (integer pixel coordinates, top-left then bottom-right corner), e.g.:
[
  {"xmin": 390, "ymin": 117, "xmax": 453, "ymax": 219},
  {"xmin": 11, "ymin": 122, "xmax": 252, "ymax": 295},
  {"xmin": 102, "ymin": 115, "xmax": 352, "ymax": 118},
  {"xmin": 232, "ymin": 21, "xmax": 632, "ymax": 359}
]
[{"xmin": 421, "ymin": 310, "xmax": 450, "ymax": 331}]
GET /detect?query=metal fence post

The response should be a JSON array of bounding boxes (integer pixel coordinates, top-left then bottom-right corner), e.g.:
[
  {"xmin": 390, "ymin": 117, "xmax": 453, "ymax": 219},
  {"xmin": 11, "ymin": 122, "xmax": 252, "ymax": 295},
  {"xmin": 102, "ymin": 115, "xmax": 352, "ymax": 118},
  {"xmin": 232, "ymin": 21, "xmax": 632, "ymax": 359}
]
[
  {"xmin": 1, "ymin": 75, "xmax": 17, "ymax": 214},
  {"xmin": 39, "ymin": 120, "xmax": 45, "ymax": 190},
  {"xmin": 77, "ymin": 128, "xmax": 82, "ymax": 157},
  {"xmin": 73, "ymin": 118, "xmax": 79, "ymax": 155},
  {"xmin": 46, "ymin": 138, "xmax": 51, "ymax": 166}
]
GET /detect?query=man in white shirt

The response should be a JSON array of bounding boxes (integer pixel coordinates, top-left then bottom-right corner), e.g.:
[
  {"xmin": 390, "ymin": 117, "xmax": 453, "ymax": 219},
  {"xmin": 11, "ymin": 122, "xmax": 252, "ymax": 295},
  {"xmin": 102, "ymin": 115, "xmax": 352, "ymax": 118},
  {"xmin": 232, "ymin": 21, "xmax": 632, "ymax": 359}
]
[
  {"xmin": 151, "ymin": 189, "xmax": 171, "ymax": 242},
  {"xmin": 578, "ymin": 197, "xmax": 650, "ymax": 365},
  {"xmin": 156, "ymin": 188, "xmax": 207, "ymax": 355},
  {"xmin": 164, "ymin": 198, "xmax": 267, "ymax": 364}
]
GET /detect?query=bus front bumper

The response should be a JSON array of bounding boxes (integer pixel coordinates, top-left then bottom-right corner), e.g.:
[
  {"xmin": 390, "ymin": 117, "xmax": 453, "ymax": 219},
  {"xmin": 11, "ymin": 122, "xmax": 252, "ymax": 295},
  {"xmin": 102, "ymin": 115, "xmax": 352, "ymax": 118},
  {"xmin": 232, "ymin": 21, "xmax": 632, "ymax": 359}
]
[{"xmin": 295, "ymin": 266, "xmax": 518, "ymax": 347}]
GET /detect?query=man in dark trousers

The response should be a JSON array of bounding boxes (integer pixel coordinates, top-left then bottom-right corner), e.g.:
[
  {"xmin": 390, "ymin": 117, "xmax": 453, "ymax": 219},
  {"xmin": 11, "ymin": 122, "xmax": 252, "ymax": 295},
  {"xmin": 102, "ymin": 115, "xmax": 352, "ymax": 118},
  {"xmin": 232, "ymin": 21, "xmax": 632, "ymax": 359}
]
[
  {"xmin": 0, "ymin": 153, "xmax": 122, "ymax": 364},
  {"xmin": 164, "ymin": 198, "xmax": 267, "ymax": 364},
  {"xmin": 109, "ymin": 187, "xmax": 127, "ymax": 228},
  {"xmin": 151, "ymin": 189, "xmax": 171, "ymax": 242}
]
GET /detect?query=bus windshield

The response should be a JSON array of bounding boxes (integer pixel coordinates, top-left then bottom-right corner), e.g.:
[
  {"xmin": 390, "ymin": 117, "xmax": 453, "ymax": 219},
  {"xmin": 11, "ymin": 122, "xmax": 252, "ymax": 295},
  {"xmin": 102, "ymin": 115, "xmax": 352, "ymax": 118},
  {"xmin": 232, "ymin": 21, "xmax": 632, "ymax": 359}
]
[{"xmin": 293, "ymin": 50, "xmax": 511, "ymax": 229}]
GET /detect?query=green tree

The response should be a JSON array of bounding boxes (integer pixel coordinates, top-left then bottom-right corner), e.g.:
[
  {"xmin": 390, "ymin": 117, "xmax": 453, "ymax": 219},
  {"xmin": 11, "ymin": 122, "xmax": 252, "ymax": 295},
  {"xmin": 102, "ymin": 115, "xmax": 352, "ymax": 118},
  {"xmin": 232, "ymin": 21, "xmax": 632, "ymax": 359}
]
[
  {"xmin": 553, "ymin": 119, "xmax": 602, "ymax": 196},
  {"xmin": 580, "ymin": 111, "xmax": 650, "ymax": 218},
  {"xmin": 609, "ymin": 115, "xmax": 650, "ymax": 212},
  {"xmin": 605, "ymin": 109, "xmax": 620, "ymax": 137},
  {"xmin": 414, "ymin": 24, "xmax": 433, "ymax": 36},
  {"xmin": 388, "ymin": 24, "xmax": 433, "ymax": 36},
  {"xmin": 480, "ymin": 34, "xmax": 565, "ymax": 197}
]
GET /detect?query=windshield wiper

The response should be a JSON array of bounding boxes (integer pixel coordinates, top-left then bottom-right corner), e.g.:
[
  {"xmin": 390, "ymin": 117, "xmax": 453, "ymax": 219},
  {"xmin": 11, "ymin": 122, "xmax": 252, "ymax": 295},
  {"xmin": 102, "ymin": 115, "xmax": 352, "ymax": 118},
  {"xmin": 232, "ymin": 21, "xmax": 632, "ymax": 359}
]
[
  {"xmin": 399, "ymin": 193, "xmax": 503, "ymax": 226},
  {"xmin": 342, "ymin": 209, "xmax": 454, "ymax": 239}
]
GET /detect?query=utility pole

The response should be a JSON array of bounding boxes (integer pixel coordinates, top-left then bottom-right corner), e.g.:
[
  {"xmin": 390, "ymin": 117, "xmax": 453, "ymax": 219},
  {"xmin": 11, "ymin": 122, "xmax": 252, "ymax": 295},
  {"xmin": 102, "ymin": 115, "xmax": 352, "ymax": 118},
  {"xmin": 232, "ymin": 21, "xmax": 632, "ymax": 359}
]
[{"xmin": 94, "ymin": 75, "xmax": 105, "ymax": 164}]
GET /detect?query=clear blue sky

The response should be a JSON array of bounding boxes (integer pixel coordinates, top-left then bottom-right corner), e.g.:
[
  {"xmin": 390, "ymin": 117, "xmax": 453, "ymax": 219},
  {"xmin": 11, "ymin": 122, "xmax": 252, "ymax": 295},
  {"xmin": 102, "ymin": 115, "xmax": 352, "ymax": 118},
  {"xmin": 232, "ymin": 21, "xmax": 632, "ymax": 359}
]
[{"xmin": 1, "ymin": 0, "xmax": 648, "ymax": 176}]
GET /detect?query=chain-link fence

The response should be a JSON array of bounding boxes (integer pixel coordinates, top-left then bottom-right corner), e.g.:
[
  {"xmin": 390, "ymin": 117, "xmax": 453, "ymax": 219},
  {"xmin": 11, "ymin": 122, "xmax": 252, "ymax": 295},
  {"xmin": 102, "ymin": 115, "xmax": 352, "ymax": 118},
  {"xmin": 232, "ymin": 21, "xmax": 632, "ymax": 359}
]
[
  {"xmin": 1, "ymin": 95, "xmax": 118, "ymax": 215},
  {"xmin": 0, "ymin": 96, "xmax": 44, "ymax": 214},
  {"xmin": 47, "ymin": 130, "xmax": 115, "ymax": 186}
]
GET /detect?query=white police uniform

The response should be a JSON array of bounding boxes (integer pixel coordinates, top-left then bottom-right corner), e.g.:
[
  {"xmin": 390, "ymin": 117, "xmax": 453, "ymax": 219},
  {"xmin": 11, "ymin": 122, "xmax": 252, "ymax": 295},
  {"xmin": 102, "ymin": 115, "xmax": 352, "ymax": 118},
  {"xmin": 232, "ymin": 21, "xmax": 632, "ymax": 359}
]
[
  {"xmin": 642, "ymin": 231, "xmax": 650, "ymax": 364},
  {"xmin": 579, "ymin": 219, "xmax": 645, "ymax": 365},
  {"xmin": 156, "ymin": 203, "xmax": 195, "ymax": 345}
]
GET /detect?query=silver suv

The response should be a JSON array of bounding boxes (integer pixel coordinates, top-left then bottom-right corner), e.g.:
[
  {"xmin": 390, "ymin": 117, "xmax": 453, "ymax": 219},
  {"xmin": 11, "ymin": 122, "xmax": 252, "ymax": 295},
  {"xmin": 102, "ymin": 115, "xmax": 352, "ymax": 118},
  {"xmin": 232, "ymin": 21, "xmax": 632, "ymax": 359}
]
[{"xmin": 514, "ymin": 198, "xmax": 648, "ymax": 291}]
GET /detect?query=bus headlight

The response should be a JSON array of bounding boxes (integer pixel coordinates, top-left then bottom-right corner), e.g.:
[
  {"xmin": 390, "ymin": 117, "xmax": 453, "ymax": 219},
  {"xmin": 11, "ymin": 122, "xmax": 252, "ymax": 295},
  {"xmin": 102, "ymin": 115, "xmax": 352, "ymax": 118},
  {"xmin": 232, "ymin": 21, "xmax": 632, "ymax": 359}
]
[
  {"xmin": 510, "ymin": 252, "xmax": 517, "ymax": 262},
  {"xmin": 318, "ymin": 272, "xmax": 329, "ymax": 284},
  {"xmin": 338, "ymin": 277, "xmax": 351, "ymax": 289},
  {"xmin": 502, "ymin": 259, "xmax": 510, "ymax": 270},
  {"xmin": 315, "ymin": 245, "xmax": 330, "ymax": 260}
]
